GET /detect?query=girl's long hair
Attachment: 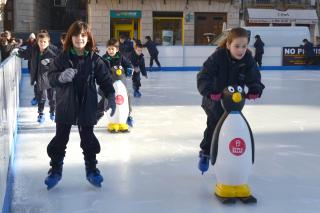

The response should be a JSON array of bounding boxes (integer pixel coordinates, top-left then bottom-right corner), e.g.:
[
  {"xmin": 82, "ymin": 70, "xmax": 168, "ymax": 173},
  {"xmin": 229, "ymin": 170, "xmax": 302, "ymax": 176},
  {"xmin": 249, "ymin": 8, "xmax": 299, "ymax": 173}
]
[
  {"xmin": 63, "ymin": 21, "xmax": 96, "ymax": 52},
  {"xmin": 219, "ymin": 27, "xmax": 248, "ymax": 48}
]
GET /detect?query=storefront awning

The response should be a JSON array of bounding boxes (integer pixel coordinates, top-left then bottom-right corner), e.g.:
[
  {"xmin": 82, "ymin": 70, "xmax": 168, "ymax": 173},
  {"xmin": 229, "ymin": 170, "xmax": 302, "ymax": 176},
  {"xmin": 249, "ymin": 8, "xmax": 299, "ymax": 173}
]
[{"xmin": 246, "ymin": 8, "xmax": 318, "ymax": 25}]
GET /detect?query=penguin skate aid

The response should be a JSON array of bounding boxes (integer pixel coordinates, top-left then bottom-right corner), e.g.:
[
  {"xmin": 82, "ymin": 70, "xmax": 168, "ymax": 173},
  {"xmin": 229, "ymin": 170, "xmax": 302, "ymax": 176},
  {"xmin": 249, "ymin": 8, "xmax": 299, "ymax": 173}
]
[
  {"xmin": 196, "ymin": 27, "xmax": 265, "ymax": 203},
  {"xmin": 105, "ymin": 65, "xmax": 131, "ymax": 133},
  {"xmin": 210, "ymin": 85, "xmax": 259, "ymax": 204},
  {"xmin": 97, "ymin": 38, "xmax": 134, "ymax": 133}
]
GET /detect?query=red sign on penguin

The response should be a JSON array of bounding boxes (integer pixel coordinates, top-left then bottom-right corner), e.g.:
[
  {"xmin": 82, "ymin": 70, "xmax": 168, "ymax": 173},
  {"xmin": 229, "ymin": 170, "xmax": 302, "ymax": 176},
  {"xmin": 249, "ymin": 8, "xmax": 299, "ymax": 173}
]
[
  {"xmin": 115, "ymin": 95, "xmax": 124, "ymax": 105},
  {"xmin": 229, "ymin": 138, "xmax": 246, "ymax": 156}
]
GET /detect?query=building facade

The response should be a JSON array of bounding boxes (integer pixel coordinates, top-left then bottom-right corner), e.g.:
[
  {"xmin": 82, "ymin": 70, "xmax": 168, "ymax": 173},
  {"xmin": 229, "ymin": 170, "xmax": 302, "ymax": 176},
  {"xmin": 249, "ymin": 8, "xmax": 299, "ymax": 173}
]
[
  {"xmin": 2, "ymin": 0, "xmax": 320, "ymax": 45},
  {"xmin": 241, "ymin": 0, "xmax": 319, "ymax": 43},
  {"xmin": 88, "ymin": 0, "xmax": 240, "ymax": 45}
]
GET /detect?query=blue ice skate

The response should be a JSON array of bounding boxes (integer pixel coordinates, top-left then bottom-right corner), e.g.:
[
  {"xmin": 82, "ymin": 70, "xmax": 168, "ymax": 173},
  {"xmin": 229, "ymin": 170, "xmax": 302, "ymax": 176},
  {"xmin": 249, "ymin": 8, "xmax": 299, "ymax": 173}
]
[
  {"xmin": 198, "ymin": 150, "xmax": 210, "ymax": 175},
  {"xmin": 31, "ymin": 97, "xmax": 38, "ymax": 106},
  {"xmin": 126, "ymin": 116, "xmax": 134, "ymax": 127},
  {"xmin": 37, "ymin": 113, "xmax": 45, "ymax": 123},
  {"xmin": 44, "ymin": 162, "xmax": 63, "ymax": 190},
  {"xmin": 50, "ymin": 112, "xmax": 55, "ymax": 121},
  {"xmin": 133, "ymin": 90, "xmax": 142, "ymax": 98},
  {"xmin": 85, "ymin": 160, "xmax": 103, "ymax": 187}
]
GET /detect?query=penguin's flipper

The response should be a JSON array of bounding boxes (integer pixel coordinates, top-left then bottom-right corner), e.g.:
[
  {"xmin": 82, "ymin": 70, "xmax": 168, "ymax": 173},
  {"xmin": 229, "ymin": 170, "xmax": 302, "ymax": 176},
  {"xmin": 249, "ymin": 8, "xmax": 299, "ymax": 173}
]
[
  {"xmin": 215, "ymin": 194, "xmax": 237, "ymax": 204},
  {"xmin": 238, "ymin": 195, "xmax": 257, "ymax": 204}
]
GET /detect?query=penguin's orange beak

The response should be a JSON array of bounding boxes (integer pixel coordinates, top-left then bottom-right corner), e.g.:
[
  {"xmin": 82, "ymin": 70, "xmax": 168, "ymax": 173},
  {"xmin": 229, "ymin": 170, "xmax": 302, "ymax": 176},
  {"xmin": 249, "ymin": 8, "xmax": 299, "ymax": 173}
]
[{"xmin": 232, "ymin": 92, "xmax": 242, "ymax": 103}]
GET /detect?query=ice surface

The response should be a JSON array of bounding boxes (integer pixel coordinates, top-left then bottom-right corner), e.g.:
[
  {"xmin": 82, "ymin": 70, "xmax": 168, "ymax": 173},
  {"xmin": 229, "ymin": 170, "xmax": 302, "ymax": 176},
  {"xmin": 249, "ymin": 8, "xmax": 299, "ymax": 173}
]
[{"xmin": 11, "ymin": 71, "xmax": 320, "ymax": 213}]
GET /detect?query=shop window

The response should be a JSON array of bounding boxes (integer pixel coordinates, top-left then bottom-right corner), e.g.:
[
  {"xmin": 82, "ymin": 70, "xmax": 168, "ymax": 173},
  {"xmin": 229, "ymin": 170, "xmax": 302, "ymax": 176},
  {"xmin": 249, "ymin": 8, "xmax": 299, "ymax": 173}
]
[{"xmin": 153, "ymin": 12, "xmax": 183, "ymax": 46}]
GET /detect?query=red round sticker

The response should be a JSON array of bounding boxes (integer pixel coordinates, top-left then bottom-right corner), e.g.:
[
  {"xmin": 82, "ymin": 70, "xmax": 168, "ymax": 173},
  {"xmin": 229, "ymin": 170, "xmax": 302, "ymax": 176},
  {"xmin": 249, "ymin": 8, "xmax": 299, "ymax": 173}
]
[
  {"xmin": 229, "ymin": 138, "xmax": 246, "ymax": 156},
  {"xmin": 115, "ymin": 95, "xmax": 124, "ymax": 105}
]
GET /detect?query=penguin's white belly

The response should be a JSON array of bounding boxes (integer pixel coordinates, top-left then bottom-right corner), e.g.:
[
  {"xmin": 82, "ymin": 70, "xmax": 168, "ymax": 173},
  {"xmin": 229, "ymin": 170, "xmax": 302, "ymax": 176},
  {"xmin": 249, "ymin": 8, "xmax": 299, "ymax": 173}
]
[
  {"xmin": 107, "ymin": 80, "xmax": 129, "ymax": 124},
  {"xmin": 214, "ymin": 113, "xmax": 252, "ymax": 185}
]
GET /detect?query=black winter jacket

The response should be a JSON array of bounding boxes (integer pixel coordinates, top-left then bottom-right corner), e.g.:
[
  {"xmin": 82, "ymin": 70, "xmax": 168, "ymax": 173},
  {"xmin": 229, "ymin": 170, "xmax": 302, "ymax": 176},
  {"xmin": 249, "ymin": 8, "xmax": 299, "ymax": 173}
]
[
  {"xmin": 197, "ymin": 48, "xmax": 265, "ymax": 114},
  {"xmin": 143, "ymin": 40, "xmax": 159, "ymax": 57},
  {"xmin": 119, "ymin": 40, "xmax": 134, "ymax": 58},
  {"xmin": 48, "ymin": 51, "xmax": 115, "ymax": 125},
  {"xmin": 254, "ymin": 38, "xmax": 264, "ymax": 55},
  {"xmin": 129, "ymin": 51, "xmax": 147, "ymax": 76},
  {"xmin": 303, "ymin": 41, "xmax": 315, "ymax": 58},
  {"xmin": 19, "ymin": 44, "xmax": 59, "ymax": 89}
]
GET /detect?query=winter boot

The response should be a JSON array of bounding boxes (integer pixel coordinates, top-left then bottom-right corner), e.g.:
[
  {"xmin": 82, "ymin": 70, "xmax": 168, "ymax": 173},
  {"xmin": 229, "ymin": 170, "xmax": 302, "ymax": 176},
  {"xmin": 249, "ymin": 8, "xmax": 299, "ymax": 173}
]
[
  {"xmin": 133, "ymin": 90, "xmax": 142, "ymax": 98},
  {"xmin": 198, "ymin": 150, "xmax": 210, "ymax": 175},
  {"xmin": 37, "ymin": 113, "xmax": 45, "ymax": 124},
  {"xmin": 31, "ymin": 97, "xmax": 38, "ymax": 106},
  {"xmin": 50, "ymin": 112, "xmax": 55, "ymax": 121},
  {"xmin": 85, "ymin": 160, "xmax": 103, "ymax": 187},
  {"xmin": 44, "ymin": 161, "xmax": 63, "ymax": 190},
  {"xmin": 126, "ymin": 116, "xmax": 134, "ymax": 127}
]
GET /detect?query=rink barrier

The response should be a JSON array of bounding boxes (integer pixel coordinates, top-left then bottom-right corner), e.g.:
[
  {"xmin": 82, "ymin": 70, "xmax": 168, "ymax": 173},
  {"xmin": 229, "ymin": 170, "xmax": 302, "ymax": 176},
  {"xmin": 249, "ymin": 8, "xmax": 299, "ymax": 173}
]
[
  {"xmin": 0, "ymin": 56, "xmax": 21, "ymax": 213},
  {"xmin": 21, "ymin": 65, "xmax": 320, "ymax": 74}
]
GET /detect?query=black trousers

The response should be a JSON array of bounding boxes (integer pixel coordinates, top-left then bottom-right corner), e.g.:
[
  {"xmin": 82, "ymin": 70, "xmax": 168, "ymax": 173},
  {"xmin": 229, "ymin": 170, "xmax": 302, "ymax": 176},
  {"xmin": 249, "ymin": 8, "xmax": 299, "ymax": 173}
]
[
  {"xmin": 150, "ymin": 55, "xmax": 161, "ymax": 67},
  {"xmin": 132, "ymin": 71, "xmax": 141, "ymax": 91},
  {"xmin": 37, "ymin": 86, "xmax": 55, "ymax": 114},
  {"xmin": 254, "ymin": 53, "xmax": 263, "ymax": 67},
  {"xmin": 47, "ymin": 123, "xmax": 101, "ymax": 163},
  {"xmin": 200, "ymin": 107, "xmax": 224, "ymax": 155}
]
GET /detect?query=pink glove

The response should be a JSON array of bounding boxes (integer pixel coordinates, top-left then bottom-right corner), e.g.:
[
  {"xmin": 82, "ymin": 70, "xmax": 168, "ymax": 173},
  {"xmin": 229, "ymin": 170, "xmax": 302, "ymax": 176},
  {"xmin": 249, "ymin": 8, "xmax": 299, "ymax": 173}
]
[
  {"xmin": 210, "ymin": 93, "xmax": 222, "ymax": 101},
  {"xmin": 247, "ymin": 94, "xmax": 259, "ymax": 100}
]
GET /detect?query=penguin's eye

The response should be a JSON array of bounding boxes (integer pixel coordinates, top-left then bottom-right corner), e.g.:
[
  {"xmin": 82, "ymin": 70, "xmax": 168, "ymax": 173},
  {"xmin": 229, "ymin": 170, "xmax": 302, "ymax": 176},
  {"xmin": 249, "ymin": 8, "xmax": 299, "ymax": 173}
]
[
  {"xmin": 113, "ymin": 66, "xmax": 117, "ymax": 69},
  {"xmin": 119, "ymin": 66, "xmax": 123, "ymax": 69},
  {"xmin": 237, "ymin": 86, "xmax": 243, "ymax": 93},
  {"xmin": 228, "ymin": 86, "xmax": 235, "ymax": 93}
]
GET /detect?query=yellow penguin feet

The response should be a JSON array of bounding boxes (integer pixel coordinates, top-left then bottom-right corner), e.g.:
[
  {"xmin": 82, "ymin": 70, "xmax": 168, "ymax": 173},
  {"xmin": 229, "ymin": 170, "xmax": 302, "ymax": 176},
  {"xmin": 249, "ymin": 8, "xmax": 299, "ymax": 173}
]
[
  {"xmin": 214, "ymin": 184, "xmax": 257, "ymax": 204},
  {"xmin": 107, "ymin": 123, "xmax": 120, "ymax": 133},
  {"xmin": 107, "ymin": 123, "xmax": 129, "ymax": 133},
  {"xmin": 119, "ymin": 123, "xmax": 129, "ymax": 133}
]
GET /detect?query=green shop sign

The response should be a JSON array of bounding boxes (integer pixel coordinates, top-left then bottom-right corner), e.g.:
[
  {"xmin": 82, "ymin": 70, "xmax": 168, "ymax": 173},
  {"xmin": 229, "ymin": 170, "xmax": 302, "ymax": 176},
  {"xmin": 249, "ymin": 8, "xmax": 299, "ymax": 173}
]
[{"xmin": 110, "ymin": 11, "xmax": 141, "ymax": 19}]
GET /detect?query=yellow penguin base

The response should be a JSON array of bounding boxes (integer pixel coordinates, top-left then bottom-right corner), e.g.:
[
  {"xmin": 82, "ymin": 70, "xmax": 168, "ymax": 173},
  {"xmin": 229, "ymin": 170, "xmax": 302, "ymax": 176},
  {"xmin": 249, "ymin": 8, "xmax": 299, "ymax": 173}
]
[
  {"xmin": 107, "ymin": 123, "xmax": 129, "ymax": 133},
  {"xmin": 215, "ymin": 184, "xmax": 252, "ymax": 198}
]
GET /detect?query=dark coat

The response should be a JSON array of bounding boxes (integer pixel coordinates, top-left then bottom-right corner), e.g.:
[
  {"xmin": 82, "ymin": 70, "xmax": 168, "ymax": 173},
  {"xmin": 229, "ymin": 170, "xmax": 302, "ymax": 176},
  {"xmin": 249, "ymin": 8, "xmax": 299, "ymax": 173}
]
[
  {"xmin": 48, "ymin": 51, "xmax": 115, "ymax": 125},
  {"xmin": 303, "ymin": 41, "xmax": 315, "ymax": 58},
  {"xmin": 18, "ymin": 44, "xmax": 59, "ymax": 89},
  {"xmin": 197, "ymin": 48, "xmax": 265, "ymax": 115},
  {"xmin": 143, "ymin": 40, "xmax": 159, "ymax": 57},
  {"xmin": 254, "ymin": 38, "xmax": 264, "ymax": 55},
  {"xmin": 102, "ymin": 52, "xmax": 133, "ymax": 78},
  {"xmin": 119, "ymin": 40, "xmax": 134, "ymax": 58},
  {"xmin": 0, "ymin": 43, "xmax": 20, "ymax": 62},
  {"xmin": 129, "ymin": 51, "xmax": 147, "ymax": 76}
]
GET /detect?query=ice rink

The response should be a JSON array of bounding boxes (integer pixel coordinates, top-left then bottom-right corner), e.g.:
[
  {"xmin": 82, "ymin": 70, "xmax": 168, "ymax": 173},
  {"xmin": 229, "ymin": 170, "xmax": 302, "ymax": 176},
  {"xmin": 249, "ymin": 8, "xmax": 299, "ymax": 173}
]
[{"xmin": 11, "ymin": 70, "xmax": 320, "ymax": 213}]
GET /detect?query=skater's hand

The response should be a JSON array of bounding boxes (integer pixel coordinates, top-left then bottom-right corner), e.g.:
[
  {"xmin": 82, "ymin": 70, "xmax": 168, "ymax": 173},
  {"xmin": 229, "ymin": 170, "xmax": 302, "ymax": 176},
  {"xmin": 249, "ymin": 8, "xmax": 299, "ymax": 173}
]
[
  {"xmin": 105, "ymin": 93, "xmax": 116, "ymax": 117},
  {"xmin": 209, "ymin": 93, "xmax": 221, "ymax": 101},
  {"xmin": 58, "ymin": 68, "xmax": 77, "ymax": 83},
  {"xmin": 10, "ymin": 48, "xmax": 19, "ymax": 56},
  {"xmin": 126, "ymin": 68, "xmax": 133, "ymax": 77},
  {"xmin": 41, "ymin": 58, "xmax": 51, "ymax": 66},
  {"xmin": 143, "ymin": 74, "xmax": 148, "ymax": 79},
  {"xmin": 246, "ymin": 94, "xmax": 260, "ymax": 100},
  {"xmin": 246, "ymin": 86, "xmax": 262, "ymax": 100}
]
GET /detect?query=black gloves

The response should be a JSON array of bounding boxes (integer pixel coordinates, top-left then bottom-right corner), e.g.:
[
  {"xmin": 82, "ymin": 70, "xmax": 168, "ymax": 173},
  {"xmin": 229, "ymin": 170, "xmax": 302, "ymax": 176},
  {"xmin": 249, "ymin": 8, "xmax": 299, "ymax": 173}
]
[{"xmin": 105, "ymin": 93, "xmax": 116, "ymax": 117}]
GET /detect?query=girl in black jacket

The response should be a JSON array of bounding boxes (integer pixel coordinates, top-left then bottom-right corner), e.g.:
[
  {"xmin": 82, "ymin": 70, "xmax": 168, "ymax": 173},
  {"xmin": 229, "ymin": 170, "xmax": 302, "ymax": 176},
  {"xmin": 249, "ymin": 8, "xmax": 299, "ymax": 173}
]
[
  {"xmin": 197, "ymin": 28, "xmax": 265, "ymax": 174},
  {"xmin": 45, "ymin": 21, "xmax": 116, "ymax": 190}
]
